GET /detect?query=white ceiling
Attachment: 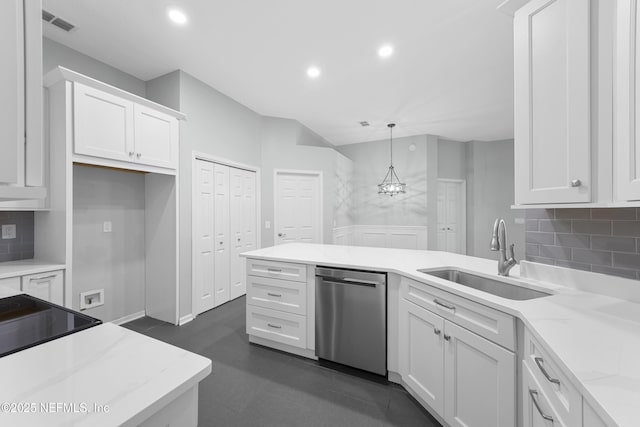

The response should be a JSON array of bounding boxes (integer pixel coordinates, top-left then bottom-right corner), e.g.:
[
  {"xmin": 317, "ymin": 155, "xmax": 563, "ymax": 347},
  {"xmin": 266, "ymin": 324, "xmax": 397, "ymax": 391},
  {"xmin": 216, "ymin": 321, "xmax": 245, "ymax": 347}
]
[{"xmin": 42, "ymin": 0, "xmax": 514, "ymax": 146}]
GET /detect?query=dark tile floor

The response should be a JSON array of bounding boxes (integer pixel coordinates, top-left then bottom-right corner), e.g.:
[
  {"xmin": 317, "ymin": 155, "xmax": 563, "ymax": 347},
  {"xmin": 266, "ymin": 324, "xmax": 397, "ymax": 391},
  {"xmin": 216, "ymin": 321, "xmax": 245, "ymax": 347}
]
[{"xmin": 123, "ymin": 297, "xmax": 441, "ymax": 427}]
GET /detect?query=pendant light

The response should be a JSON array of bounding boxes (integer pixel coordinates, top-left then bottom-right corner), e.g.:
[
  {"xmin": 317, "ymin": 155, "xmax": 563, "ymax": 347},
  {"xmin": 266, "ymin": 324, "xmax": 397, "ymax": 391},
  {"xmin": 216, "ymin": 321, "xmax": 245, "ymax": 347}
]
[{"xmin": 377, "ymin": 123, "xmax": 406, "ymax": 196}]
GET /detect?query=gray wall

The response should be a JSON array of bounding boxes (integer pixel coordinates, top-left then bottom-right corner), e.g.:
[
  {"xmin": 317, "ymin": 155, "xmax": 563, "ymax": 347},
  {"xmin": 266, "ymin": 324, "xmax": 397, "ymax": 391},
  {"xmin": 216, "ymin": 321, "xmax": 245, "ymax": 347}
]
[
  {"xmin": 0, "ymin": 212, "xmax": 34, "ymax": 261},
  {"xmin": 525, "ymin": 208, "xmax": 640, "ymax": 280},
  {"xmin": 72, "ymin": 165, "xmax": 146, "ymax": 322},
  {"xmin": 43, "ymin": 38, "xmax": 146, "ymax": 97},
  {"xmin": 467, "ymin": 140, "xmax": 525, "ymax": 260},
  {"xmin": 260, "ymin": 117, "xmax": 338, "ymax": 247},
  {"xmin": 337, "ymin": 135, "xmax": 429, "ymax": 227},
  {"xmin": 438, "ymin": 139, "xmax": 467, "ymax": 180}
]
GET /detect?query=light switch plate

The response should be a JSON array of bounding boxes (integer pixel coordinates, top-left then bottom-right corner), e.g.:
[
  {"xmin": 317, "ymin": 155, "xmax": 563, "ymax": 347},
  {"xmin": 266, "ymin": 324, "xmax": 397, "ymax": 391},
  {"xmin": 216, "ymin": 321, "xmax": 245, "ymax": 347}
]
[
  {"xmin": 103, "ymin": 221, "xmax": 112, "ymax": 233},
  {"xmin": 1, "ymin": 224, "xmax": 16, "ymax": 239},
  {"xmin": 514, "ymin": 218, "xmax": 525, "ymax": 225},
  {"xmin": 265, "ymin": 221, "xmax": 271, "ymax": 229}
]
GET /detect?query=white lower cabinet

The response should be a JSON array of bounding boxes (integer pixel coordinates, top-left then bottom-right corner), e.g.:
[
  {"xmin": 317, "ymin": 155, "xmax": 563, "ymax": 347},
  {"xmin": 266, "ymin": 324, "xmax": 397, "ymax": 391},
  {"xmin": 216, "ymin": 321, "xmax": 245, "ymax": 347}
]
[
  {"xmin": 399, "ymin": 298, "xmax": 515, "ymax": 427},
  {"xmin": 21, "ymin": 270, "xmax": 64, "ymax": 305},
  {"xmin": 246, "ymin": 305, "xmax": 306, "ymax": 349},
  {"xmin": 523, "ymin": 362, "xmax": 566, "ymax": 427},
  {"xmin": 0, "ymin": 276, "xmax": 21, "ymax": 291}
]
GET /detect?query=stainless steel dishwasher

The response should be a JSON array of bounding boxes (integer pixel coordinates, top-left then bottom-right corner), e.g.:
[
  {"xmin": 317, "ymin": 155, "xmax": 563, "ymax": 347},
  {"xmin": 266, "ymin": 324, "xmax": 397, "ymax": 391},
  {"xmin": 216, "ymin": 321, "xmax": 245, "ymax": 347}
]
[{"xmin": 315, "ymin": 266, "xmax": 387, "ymax": 376}]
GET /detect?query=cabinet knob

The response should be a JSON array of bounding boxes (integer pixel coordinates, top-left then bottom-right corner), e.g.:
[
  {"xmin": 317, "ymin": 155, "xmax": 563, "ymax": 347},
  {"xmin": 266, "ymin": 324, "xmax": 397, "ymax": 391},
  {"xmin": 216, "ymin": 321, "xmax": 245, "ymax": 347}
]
[
  {"xmin": 443, "ymin": 334, "xmax": 451, "ymax": 341},
  {"xmin": 433, "ymin": 328, "xmax": 441, "ymax": 335},
  {"xmin": 219, "ymin": 241, "xmax": 223, "ymax": 245},
  {"xmin": 570, "ymin": 179, "xmax": 582, "ymax": 187}
]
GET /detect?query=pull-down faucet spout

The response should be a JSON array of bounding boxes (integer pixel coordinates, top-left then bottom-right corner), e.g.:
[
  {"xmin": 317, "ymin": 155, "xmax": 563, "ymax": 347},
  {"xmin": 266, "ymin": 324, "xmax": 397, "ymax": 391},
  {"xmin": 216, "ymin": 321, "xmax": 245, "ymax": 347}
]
[{"xmin": 490, "ymin": 218, "xmax": 518, "ymax": 276}]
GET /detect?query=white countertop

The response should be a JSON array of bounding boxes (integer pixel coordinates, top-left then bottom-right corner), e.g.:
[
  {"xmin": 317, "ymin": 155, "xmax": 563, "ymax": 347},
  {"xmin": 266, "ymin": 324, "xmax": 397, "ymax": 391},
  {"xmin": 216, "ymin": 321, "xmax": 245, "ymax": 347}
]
[
  {"xmin": 243, "ymin": 243, "xmax": 640, "ymax": 427},
  {"xmin": 0, "ymin": 322, "xmax": 211, "ymax": 426},
  {"xmin": 0, "ymin": 260, "xmax": 66, "ymax": 279}
]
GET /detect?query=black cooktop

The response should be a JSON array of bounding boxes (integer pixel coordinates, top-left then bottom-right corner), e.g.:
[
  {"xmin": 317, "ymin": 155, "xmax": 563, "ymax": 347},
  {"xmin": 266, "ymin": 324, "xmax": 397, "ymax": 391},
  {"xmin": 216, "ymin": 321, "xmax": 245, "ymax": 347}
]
[{"xmin": 0, "ymin": 294, "xmax": 101, "ymax": 358}]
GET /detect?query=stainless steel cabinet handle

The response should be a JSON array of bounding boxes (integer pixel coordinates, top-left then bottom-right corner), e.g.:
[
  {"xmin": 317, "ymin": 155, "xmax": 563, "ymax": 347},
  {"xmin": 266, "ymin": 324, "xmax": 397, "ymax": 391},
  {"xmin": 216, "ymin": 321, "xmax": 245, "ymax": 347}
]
[
  {"xmin": 267, "ymin": 268, "xmax": 282, "ymax": 273},
  {"xmin": 267, "ymin": 293, "xmax": 282, "ymax": 297},
  {"xmin": 433, "ymin": 328, "xmax": 441, "ymax": 335},
  {"xmin": 30, "ymin": 274, "xmax": 57, "ymax": 281},
  {"xmin": 529, "ymin": 389, "xmax": 554, "ymax": 422},
  {"xmin": 443, "ymin": 334, "xmax": 451, "ymax": 341},
  {"xmin": 434, "ymin": 299, "xmax": 456, "ymax": 311},
  {"xmin": 534, "ymin": 357, "xmax": 561, "ymax": 385},
  {"xmin": 570, "ymin": 179, "xmax": 582, "ymax": 187},
  {"xmin": 267, "ymin": 323, "xmax": 282, "ymax": 329}
]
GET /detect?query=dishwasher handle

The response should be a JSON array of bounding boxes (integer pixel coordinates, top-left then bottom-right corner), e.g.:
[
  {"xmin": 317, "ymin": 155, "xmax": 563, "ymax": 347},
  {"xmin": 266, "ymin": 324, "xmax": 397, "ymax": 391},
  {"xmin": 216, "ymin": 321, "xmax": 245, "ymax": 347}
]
[{"xmin": 316, "ymin": 276, "xmax": 381, "ymax": 288}]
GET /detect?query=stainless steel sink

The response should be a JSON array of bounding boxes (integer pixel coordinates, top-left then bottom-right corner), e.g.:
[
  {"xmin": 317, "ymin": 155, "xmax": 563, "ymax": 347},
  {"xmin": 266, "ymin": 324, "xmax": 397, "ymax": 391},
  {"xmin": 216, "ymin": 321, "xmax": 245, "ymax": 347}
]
[{"xmin": 417, "ymin": 268, "xmax": 551, "ymax": 300}]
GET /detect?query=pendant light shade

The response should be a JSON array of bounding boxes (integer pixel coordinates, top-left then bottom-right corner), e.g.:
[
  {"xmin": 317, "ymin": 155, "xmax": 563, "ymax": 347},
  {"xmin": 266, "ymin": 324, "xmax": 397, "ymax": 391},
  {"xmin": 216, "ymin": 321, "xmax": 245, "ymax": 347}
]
[{"xmin": 378, "ymin": 123, "xmax": 406, "ymax": 196}]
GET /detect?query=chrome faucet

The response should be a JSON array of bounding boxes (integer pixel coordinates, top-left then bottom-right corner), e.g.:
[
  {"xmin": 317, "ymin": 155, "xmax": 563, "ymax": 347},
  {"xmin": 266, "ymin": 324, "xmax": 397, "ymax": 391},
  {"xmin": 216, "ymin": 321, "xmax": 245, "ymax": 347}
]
[{"xmin": 490, "ymin": 218, "xmax": 518, "ymax": 276}]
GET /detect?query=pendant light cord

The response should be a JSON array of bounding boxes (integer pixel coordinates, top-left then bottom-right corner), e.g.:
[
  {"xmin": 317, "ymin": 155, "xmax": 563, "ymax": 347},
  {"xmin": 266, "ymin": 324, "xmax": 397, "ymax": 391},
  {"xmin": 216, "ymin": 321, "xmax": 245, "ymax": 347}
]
[{"xmin": 390, "ymin": 125, "xmax": 393, "ymax": 167}]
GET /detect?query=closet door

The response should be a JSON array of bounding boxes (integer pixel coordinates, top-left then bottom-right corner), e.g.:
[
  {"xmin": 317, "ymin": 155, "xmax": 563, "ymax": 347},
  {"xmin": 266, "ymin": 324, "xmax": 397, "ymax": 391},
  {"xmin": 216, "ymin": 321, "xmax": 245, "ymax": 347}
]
[
  {"xmin": 194, "ymin": 160, "xmax": 215, "ymax": 314},
  {"xmin": 213, "ymin": 164, "xmax": 230, "ymax": 307},
  {"xmin": 229, "ymin": 167, "xmax": 245, "ymax": 300},
  {"xmin": 242, "ymin": 170, "xmax": 257, "ymax": 254}
]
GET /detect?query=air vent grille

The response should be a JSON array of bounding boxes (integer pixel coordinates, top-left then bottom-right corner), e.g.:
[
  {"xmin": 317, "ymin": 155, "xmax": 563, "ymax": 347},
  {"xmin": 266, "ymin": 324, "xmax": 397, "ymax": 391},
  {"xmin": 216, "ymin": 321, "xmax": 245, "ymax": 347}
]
[
  {"xmin": 42, "ymin": 10, "xmax": 55, "ymax": 22},
  {"xmin": 42, "ymin": 10, "xmax": 76, "ymax": 32}
]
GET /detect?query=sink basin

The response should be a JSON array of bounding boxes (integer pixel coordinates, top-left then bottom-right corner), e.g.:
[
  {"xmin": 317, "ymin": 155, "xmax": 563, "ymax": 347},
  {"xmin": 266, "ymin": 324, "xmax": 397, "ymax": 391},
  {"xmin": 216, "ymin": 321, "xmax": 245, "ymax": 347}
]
[{"xmin": 417, "ymin": 268, "xmax": 551, "ymax": 300}]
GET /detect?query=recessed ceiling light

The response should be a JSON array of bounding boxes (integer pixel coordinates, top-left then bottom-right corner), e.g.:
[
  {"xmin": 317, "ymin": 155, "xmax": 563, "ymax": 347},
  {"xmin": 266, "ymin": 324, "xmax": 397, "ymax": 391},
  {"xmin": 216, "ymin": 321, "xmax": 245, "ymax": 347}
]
[
  {"xmin": 167, "ymin": 8, "xmax": 187, "ymax": 25},
  {"xmin": 307, "ymin": 66, "xmax": 321, "ymax": 79},
  {"xmin": 378, "ymin": 44, "xmax": 394, "ymax": 58}
]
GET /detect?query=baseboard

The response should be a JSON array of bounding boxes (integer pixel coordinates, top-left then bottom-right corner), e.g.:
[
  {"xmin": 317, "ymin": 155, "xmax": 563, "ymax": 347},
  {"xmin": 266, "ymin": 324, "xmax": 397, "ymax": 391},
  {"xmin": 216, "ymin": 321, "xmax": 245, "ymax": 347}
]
[
  {"xmin": 110, "ymin": 310, "xmax": 146, "ymax": 326},
  {"xmin": 249, "ymin": 335, "xmax": 317, "ymax": 360},
  {"xmin": 179, "ymin": 313, "xmax": 195, "ymax": 326}
]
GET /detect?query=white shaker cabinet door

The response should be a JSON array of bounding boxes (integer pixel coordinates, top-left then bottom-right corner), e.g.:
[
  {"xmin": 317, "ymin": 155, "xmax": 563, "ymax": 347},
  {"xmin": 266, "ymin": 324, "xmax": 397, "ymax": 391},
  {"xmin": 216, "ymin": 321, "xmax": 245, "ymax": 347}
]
[
  {"xmin": 134, "ymin": 104, "xmax": 178, "ymax": 169},
  {"xmin": 444, "ymin": 321, "xmax": 515, "ymax": 427},
  {"xmin": 399, "ymin": 299, "xmax": 446, "ymax": 416},
  {"xmin": 0, "ymin": 0, "xmax": 25, "ymax": 185},
  {"xmin": 513, "ymin": 0, "xmax": 591, "ymax": 204},
  {"xmin": 615, "ymin": 0, "xmax": 640, "ymax": 200},
  {"xmin": 73, "ymin": 82, "xmax": 135, "ymax": 163},
  {"xmin": 22, "ymin": 270, "xmax": 64, "ymax": 306}
]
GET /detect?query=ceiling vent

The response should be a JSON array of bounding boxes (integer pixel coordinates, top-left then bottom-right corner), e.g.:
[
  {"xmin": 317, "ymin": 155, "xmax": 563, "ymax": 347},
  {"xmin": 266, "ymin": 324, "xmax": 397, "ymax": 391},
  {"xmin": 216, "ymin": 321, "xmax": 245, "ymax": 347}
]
[
  {"xmin": 359, "ymin": 121, "xmax": 370, "ymax": 127},
  {"xmin": 42, "ymin": 10, "xmax": 76, "ymax": 32}
]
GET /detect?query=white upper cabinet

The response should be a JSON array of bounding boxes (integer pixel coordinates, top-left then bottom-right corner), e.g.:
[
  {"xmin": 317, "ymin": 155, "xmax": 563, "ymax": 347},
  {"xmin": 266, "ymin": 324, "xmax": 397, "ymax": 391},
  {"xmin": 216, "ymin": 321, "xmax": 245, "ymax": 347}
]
[
  {"xmin": 513, "ymin": 0, "xmax": 591, "ymax": 204},
  {"xmin": 74, "ymin": 82, "xmax": 135, "ymax": 163},
  {"xmin": 0, "ymin": 0, "xmax": 45, "ymax": 204},
  {"xmin": 615, "ymin": 0, "xmax": 640, "ymax": 201},
  {"xmin": 45, "ymin": 67, "xmax": 184, "ymax": 174}
]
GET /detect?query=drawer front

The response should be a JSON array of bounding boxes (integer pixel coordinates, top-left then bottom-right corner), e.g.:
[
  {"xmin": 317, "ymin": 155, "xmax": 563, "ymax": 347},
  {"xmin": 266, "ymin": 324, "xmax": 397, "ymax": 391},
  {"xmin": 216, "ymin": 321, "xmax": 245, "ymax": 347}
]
[
  {"xmin": 524, "ymin": 329, "xmax": 581, "ymax": 425},
  {"xmin": 0, "ymin": 276, "xmax": 21, "ymax": 291},
  {"xmin": 21, "ymin": 270, "xmax": 64, "ymax": 305},
  {"xmin": 523, "ymin": 362, "xmax": 568, "ymax": 427},
  {"xmin": 247, "ymin": 258, "xmax": 307, "ymax": 283},
  {"xmin": 401, "ymin": 276, "xmax": 515, "ymax": 350},
  {"xmin": 246, "ymin": 305, "xmax": 307, "ymax": 349},
  {"xmin": 247, "ymin": 275, "xmax": 306, "ymax": 315}
]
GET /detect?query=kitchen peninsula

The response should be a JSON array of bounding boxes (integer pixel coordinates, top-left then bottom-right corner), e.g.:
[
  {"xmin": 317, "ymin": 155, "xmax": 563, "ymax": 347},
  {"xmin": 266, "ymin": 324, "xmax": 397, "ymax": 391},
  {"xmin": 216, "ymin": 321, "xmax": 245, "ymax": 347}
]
[{"xmin": 243, "ymin": 243, "xmax": 640, "ymax": 427}]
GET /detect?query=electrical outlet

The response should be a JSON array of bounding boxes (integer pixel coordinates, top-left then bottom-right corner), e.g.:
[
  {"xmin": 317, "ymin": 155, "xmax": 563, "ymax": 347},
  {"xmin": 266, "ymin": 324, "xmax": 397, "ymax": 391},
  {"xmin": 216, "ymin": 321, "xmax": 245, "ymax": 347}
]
[
  {"xmin": 514, "ymin": 218, "xmax": 525, "ymax": 225},
  {"xmin": 80, "ymin": 289, "xmax": 104, "ymax": 310},
  {"xmin": 1, "ymin": 224, "xmax": 16, "ymax": 239},
  {"xmin": 103, "ymin": 221, "xmax": 112, "ymax": 233},
  {"xmin": 265, "ymin": 221, "xmax": 271, "ymax": 229}
]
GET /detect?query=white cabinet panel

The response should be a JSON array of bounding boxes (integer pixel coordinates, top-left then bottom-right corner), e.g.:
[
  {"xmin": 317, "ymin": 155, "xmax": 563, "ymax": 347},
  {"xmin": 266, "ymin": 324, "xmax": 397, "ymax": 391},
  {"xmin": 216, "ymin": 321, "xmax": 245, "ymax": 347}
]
[
  {"xmin": 246, "ymin": 305, "xmax": 307, "ymax": 349},
  {"xmin": 0, "ymin": 277, "xmax": 21, "ymax": 291},
  {"xmin": 399, "ymin": 299, "xmax": 445, "ymax": 415},
  {"xmin": 21, "ymin": 270, "xmax": 64, "ymax": 305},
  {"xmin": 247, "ymin": 259, "xmax": 307, "ymax": 283},
  {"xmin": 523, "ymin": 363, "xmax": 567, "ymax": 427},
  {"xmin": 513, "ymin": 0, "xmax": 591, "ymax": 204},
  {"xmin": 0, "ymin": 0, "xmax": 24, "ymax": 186},
  {"xmin": 444, "ymin": 321, "xmax": 515, "ymax": 427},
  {"xmin": 247, "ymin": 275, "xmax": 306, "ymax": 315},
  {"xmin": 134, "ymin": 104, "xmax": 178, "ymax": 169},
  {"xmin": 615, "ymin": 0, "xmax": 640, "ymax": 200},
  {"xmin": 74, "ymin": 82, "xmax": 135, "ymax": 163}
]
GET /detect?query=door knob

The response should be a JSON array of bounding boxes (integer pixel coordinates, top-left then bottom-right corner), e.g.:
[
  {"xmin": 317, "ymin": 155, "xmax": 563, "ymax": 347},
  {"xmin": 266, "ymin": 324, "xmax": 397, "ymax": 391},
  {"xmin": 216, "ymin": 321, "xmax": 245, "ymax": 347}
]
[
  {"xmin": 433, "ymin": 328, "xmax": 441, "ymax": 335},
  {"xmin": 570, "ymin": 179, "xmax": 581, "ymax": 187},
  {"xmin": 136, "ymin": 153, "xmax": 142, "ymax": 158},
  {"xmin": 278, "ymin": 233, "xmax": 286, "ymax": 237}
]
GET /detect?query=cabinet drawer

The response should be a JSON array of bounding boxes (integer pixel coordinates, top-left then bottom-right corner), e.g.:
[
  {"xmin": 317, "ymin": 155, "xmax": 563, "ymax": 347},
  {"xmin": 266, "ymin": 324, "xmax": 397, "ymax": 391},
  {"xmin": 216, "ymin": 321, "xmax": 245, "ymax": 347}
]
[
  {"xmin": 247, "ymin": 259, "xmax": 307, "ymax": 283},
  {"xmin": 524, "ymin": 329, "xmax": 581, "ymax": 426},
  {"xmin": 523, "ymin": 362, "xmax": 568, "ymax": 427},
  {"xmin": 401, "ymin": 276, "xmax": 515, "ymax": 350},
  {"xmin": 0, "ymin": 276, "xmax": 21, "ymax": 291},
  {"xmin": 246, "ymin": 305, "xmax": 306, "ymax": 349},
  {"xmin": 21, "ymin": 270, "xmax": 64, "ymax": 305},
  {"xmin": 247, "ymin": 275, "xmax": 306, "ymax": 315}
]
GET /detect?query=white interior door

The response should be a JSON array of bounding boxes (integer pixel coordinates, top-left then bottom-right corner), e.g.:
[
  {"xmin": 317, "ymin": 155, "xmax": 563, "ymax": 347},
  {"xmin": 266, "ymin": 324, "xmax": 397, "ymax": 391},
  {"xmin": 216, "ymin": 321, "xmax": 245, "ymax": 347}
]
[
  {"xmin": 194, "ymin": 160, "xmax": 215, "ymax": 314},
  {"xmin": 213, "ymin": 163, "xmax": 230, "ymax": 307},
  {"xmin": 437, "ymin": 180, "xmax": 466, "ymax": 254},
  {"xmin": 229, "ymin": 168, "xmax": 244, "ymax": 300},
  {"xmin": 275, "ymin": 171, "xmax": 321, "ymax": 244}
]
